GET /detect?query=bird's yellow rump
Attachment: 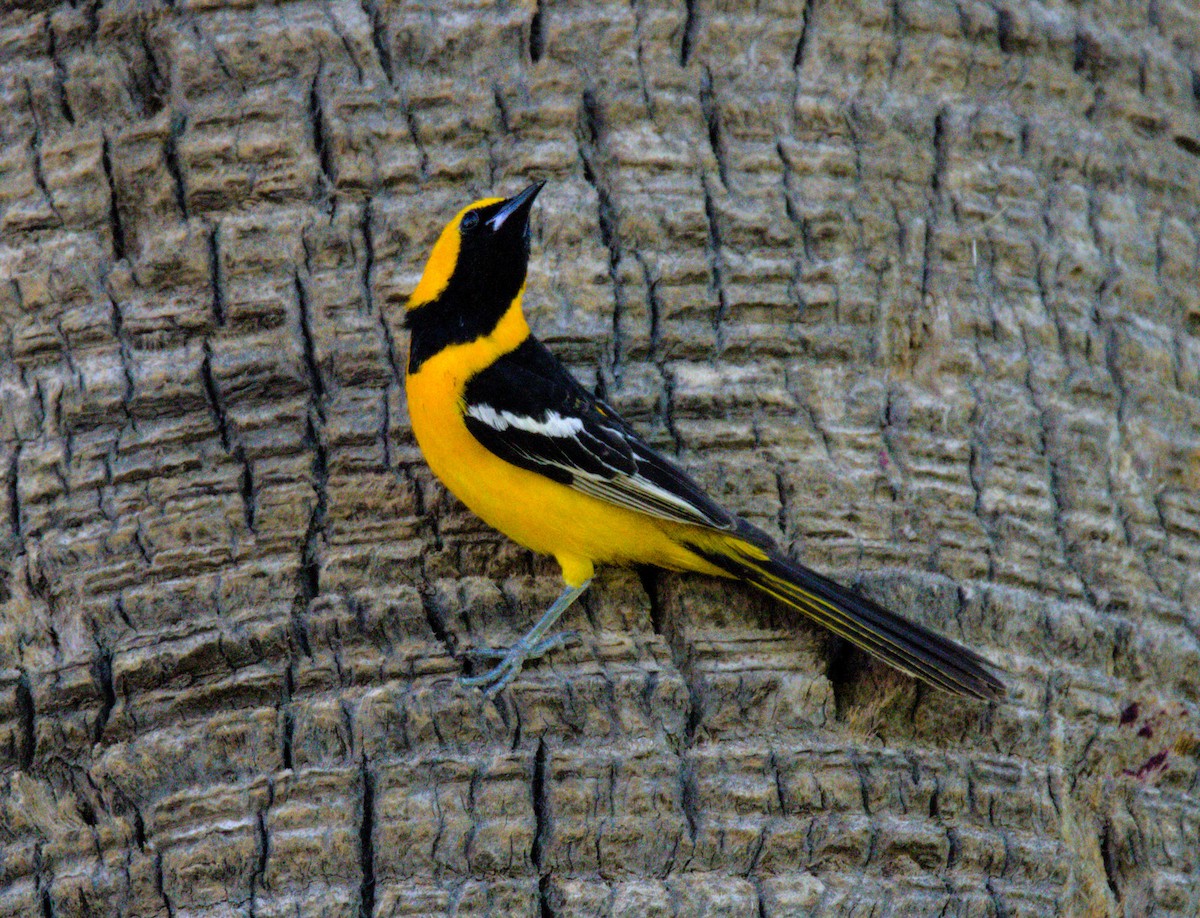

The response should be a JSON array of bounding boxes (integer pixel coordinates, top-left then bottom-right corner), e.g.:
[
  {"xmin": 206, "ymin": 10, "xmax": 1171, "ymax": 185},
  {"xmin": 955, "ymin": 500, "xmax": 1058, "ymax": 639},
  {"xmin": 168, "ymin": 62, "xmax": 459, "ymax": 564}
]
[{"xmin": 404, "ymin": 181, "xmax": 1005, "ymax": 700}]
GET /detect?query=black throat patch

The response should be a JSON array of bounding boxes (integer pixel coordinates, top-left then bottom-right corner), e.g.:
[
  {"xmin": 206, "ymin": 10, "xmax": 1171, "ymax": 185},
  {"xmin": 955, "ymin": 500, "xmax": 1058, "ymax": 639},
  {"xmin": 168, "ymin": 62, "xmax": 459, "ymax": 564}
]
[{"xmin": 406, "ymin": 205, "xmax": 530, "ymax": 374}]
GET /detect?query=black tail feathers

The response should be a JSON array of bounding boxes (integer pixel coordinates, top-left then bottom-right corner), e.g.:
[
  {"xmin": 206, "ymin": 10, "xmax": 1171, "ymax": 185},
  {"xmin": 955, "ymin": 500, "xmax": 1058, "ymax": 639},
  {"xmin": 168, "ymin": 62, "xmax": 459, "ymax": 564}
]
[{"xmin": 690, "ymin": 538, "xmax": 1006, "ymax": 701}]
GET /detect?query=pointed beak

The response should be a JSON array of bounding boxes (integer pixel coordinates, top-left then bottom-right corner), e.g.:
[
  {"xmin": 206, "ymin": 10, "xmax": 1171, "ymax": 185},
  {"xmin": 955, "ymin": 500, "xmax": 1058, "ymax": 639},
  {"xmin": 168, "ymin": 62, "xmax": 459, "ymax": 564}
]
[{"xmin": 487, "ymin": 180, "xmax": 545, "ymax": 233}]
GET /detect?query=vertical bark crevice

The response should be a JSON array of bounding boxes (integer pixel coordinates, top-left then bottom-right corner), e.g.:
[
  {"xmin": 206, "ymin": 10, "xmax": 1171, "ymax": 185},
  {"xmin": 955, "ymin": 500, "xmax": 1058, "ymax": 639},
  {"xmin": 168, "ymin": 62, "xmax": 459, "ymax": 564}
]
[
  {"xmin": 578, "ymin": 89, "xmax": 625, "ymax": 377},
  {"xmin": 792, "ymin": 0, "xmax": 813, "ymax": 69},
  {"xmin": 680, "ymin": 0, "xmax": 699, "ymax": 67},
  {"xmin": 7, "ymin": 445, "xmax": 21, "ymax": 542},
  {"xmin": 46, "ymin": 19, "xmax": 74, "ymax": 124},
  {"xmin": 357, "ymin": 761, "xmax": 376, "ymax": 918},
  {"xmin": 699, "ymin": 67, "xmax": 729, "ymax": 189},
  {"xmin": 16, "ymin": 671, "xmax": 35, "ymax": 771},
  {"xmin": 200, "ymin": 342, "xmax": 230, "ymax": 451},
  {"xmin": 101, "ymin": 136, "xmax": 127, "ymax": 260},
  {"xmin": 701, "ymin": 176, "xmax": 728, "ymax": 340},
  {"xmin": 309, "ymin": 65, "xmax": 335, "ymax": 189},
  {"xmin": 92, "ymin": 646, "xmax": 115, "ymax": 744},
  {"xmin": 164, "ymin": 113, "xmax": 188, "ymax": 220},
  {"xmin": 237, "ymin": 446, "xmax": 256, "ymax": 532},
  {"xmin": 531, "ymin": 738, "xmax": 557, "ymax": 916},
  {"xmin": 1099, "ymin": 819, "xmax": 1122, "ymax": 903},
  {"xmin": 360, "ymin": 0, "xmax": 394, "ymax": 82},
  {"xmin": 530, "ymin": 0, "xmax": 545, "ymax": 63},
  {"xmin": 921, "ymin": 107, "xmax": 948, "ymax": 304},
  {"xmin": 207, "ymin": 223, "xmax": 226, "ymax": 326}
]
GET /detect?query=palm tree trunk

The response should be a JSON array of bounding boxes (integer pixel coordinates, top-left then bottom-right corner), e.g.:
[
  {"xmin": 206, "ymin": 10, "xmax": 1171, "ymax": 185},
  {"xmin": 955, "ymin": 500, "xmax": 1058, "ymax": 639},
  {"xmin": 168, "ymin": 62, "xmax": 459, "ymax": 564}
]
[{"xmin": 2, "ymin": 1, "xmax": 1197, "ymax": 915}]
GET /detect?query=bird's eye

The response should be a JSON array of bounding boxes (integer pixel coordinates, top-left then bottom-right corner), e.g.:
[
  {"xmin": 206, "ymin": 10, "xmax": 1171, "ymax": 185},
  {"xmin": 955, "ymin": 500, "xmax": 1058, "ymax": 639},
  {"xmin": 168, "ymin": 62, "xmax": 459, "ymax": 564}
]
[{"xmin": 461, "ymin": 211, "xmax": 480, "ymax": 231}]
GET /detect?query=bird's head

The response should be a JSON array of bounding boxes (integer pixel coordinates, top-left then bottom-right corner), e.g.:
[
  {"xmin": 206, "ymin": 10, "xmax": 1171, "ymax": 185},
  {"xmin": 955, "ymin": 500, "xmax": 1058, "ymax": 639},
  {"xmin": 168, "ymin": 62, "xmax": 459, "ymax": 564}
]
[{"xmin": 407, "ymin": 181, "xmax": 544, "ymax": 314}]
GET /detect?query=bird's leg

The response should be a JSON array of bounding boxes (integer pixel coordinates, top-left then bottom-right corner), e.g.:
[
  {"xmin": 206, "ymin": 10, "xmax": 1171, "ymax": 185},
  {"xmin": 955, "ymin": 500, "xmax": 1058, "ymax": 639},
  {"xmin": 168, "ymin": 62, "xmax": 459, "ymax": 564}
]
[{"xmin": 460, "ymin": 579, "xmax": 592, "ymax": 696}]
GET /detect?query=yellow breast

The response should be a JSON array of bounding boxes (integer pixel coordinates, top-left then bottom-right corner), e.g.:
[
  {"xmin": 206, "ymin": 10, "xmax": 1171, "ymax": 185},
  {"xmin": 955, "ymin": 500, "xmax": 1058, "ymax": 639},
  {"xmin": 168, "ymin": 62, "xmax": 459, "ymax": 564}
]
[{"xmin": 404, "ymin": 304, "xmax": 724, "ymax": 585}]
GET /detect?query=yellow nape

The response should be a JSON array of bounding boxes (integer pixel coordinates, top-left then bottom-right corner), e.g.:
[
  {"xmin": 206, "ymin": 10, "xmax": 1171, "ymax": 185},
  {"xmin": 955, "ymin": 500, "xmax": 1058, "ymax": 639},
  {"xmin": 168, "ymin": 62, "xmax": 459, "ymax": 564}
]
[{"xmin": 407, "ymin": 196, "xmax": 505, "ymax": 310}]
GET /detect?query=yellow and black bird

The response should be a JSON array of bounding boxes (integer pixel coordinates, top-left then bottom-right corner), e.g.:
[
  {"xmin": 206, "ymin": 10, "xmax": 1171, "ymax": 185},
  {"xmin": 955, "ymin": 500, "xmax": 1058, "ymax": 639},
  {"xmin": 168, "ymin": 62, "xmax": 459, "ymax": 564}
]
[{"xmin": 404, "ymin": 181, "xmax": 1005, "ymax": 701}]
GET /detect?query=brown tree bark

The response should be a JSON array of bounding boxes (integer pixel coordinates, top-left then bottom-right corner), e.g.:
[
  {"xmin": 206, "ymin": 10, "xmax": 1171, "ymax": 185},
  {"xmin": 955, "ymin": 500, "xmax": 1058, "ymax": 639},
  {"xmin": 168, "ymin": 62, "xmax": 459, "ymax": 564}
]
[{"xmin": 2, "ymin": 0, "xmax": 1199, "ymax": 915}]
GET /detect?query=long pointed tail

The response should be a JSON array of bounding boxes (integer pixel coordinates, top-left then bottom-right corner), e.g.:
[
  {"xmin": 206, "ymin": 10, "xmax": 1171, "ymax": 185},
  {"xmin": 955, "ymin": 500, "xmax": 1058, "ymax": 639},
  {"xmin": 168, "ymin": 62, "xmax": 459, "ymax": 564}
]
[{"xmin": 687, "ymin": 535, "xmax": 1006, "ymax": 701}]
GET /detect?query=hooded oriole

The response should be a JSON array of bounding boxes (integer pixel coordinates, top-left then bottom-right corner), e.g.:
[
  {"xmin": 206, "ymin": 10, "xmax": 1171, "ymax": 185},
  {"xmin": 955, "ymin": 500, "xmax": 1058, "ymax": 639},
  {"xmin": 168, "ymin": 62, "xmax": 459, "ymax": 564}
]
[{"xmin": 404, "ymin": 181, "xmax": 1004, "ymax": 701}]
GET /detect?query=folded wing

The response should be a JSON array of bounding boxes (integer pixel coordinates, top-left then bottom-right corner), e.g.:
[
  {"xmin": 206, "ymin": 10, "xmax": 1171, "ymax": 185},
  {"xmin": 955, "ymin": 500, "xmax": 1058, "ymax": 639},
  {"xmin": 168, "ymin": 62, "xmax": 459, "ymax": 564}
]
[{"xmin": 461, "ymin": 338, "xmax": 735, "ymax": 532}]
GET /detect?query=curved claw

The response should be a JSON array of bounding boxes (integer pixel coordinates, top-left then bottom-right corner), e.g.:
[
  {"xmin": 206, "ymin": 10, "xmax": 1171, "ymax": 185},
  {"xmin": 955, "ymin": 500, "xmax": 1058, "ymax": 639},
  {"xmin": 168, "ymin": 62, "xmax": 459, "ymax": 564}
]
[
  {"xmin": 459, "ymin": 656, "xmax": 523, "ymax": 697},
  {"xmin": 458, "ymin": 580, "xmax": 591, "ymax": 697},
  {"xmin": 459, "ymin": 631, "xmax": 580, "ymax": 697}
]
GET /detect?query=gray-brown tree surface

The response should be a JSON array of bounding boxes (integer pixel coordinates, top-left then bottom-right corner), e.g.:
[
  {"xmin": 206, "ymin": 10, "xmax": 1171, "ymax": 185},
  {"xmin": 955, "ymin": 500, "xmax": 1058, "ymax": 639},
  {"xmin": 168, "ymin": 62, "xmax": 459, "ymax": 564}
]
[{"xmin": 1, "ymin": 0, "xmax": 1198, "ymax": 915}]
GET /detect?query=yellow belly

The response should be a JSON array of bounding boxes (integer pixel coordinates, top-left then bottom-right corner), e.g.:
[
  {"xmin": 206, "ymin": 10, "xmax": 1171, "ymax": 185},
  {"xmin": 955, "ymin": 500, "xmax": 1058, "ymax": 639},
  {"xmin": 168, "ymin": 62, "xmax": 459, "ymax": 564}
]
[{"xmin": 406, "ymin": 354, "xmax": 724, "ymax": 587}]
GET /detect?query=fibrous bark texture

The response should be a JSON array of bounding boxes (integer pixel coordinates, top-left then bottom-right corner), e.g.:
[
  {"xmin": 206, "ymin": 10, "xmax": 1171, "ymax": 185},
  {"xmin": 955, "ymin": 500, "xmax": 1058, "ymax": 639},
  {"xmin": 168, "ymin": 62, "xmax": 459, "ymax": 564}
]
[{"xmin": 1, "ymin": 0, "xmax": 1199, "ymax": 915}]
